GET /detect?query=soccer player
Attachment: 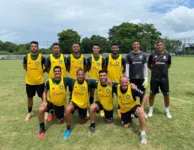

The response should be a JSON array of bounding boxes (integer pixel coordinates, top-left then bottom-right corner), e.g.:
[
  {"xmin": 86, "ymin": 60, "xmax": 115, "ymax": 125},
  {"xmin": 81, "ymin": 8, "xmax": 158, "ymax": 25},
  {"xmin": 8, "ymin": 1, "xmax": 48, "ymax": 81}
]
[
  {"xmin": 66, "ymin": 43, "xmax": 87, "ymax": 79},
  {"xmin": 45, "ymin": 42, "xmax": 66, "ymax": 121},
  {"xmin": 37, "ymin": 66, "xmax": 67, "ymax": 139},
  {"xmin": 114, "ymin": 76, "xmax": 148, "ymax": 144},
  {"xmin": 147, "ymin": 40, "xmax": 172, "ymax": 118},
  {"xmin": 87, "ymin": 44, "xmax": 106, "ymax": 116},
  {"xmin": 88, "ymin": 70, "xmax": 114, "ymax": 136},
  {"xmin": 126, "ymin": 41, "xmax": 148, "ymax": 96},
  {"xmin": 106, "ymin": 43, "xmax": 126, "ymax": 117},
  {"xmin": 23, "ymin": 41, "xmax": 46, "ymax": 122},
  {"xmin": 63, "ymin": 69, "xmax": 96, "ymax": 139}
]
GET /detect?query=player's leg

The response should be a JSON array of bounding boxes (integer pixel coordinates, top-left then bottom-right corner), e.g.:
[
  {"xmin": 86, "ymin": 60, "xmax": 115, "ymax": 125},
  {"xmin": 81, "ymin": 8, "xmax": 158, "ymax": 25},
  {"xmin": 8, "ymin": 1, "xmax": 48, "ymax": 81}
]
[
  {"xmin": 89, "ymin": 88, "xmax": 95, "ymax": 105},
  {"xmin": 88, "ymin": 102, "xmax": 100, "ymax": 136},
  {"xmin": 104, "ymin": 109, "xmax": 113, "ymax": 123},
  {"xmin": 78, "ymin": 107, "xmax": 88, "ymax": 124},
  {"xmin": 54, "ymin": 105, "xmax": 65, "ymax": 124},
  {"xmin": 160, "ymin": 80, "xmax": 172, "ymax": 118},
  {"xmin": 148, "ymin": 80, "xmax": 159, "ymax": 117},
  {"xmin": 63, "ymin": 102, "xmax": 76, "ymax": 139},
  {"xmin": 134, "ymin": 105, "xmax": 147, "ymax": 144},
  {"xmin": 24, "ymin": 84, "xmax": 35, "ymax": 122},
  {"xmin": 121, "ymin": 111, "xmax": 131, "ymax": 128},
  {"xmin": 37, "ymin": 101, "xmax": 49, "ymax": 139}
]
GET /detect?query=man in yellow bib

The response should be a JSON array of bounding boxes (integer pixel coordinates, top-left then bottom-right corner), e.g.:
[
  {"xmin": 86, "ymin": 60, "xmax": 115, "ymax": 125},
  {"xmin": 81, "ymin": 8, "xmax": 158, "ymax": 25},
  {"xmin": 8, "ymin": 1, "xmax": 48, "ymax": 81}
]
[
  {"xmin": 37, "ymin": 66, "xmax": 68, "ymax": 139},
  {"xmin": 63, "ymin": 68, "xmax": 97, "ymax": 139},
  {"xmin": 45, "ymin": 43, "xmax": 66, "ymax": 121},
  {"xmin": 105, "ymin": 43, "xmax": 126, "ymax": 118},
  {"xmin": 23, "ymin": 41, "xmax": 46, "ymax": 122},
  {"xmin": 114, "ymin": 76, "xmax": 148, "ymax": 144},
  {"xmin": 87, "ymin": 44, "xmax": 106, "ymax": 116}
]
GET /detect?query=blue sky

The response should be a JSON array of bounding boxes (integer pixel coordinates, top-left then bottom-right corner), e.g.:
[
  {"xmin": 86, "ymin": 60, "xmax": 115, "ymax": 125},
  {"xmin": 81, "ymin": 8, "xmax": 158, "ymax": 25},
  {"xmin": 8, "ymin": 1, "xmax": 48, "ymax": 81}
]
[{"xmin": 0, "ymin": 0, "xmax": 194, "ymax": 47}]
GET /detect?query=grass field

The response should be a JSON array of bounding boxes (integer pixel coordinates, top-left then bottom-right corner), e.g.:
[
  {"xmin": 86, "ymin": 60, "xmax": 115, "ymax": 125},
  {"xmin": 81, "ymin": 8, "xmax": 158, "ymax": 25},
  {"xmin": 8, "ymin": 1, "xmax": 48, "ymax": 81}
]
[{"xmin": 0, "ymin": 57, "xmax": 194, "ymax": 150}]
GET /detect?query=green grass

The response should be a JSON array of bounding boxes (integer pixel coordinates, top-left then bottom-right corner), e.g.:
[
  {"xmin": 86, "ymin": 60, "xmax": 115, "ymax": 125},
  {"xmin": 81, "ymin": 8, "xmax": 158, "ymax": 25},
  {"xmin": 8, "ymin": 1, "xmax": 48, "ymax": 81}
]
[{"xmin": 0, "ymin": 57, "xmax": 194, "ymax": 150}]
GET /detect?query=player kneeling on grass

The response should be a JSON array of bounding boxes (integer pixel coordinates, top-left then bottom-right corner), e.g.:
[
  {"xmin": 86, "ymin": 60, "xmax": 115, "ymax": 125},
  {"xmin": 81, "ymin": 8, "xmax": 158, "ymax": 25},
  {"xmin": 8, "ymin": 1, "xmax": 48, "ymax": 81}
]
[
  {"xmin": 115, "ymin": 76, "xmax": 148, "ymax": 144},
  {"xmin": 63, "ymin": 68, "xmax": 97, "ymax": 139},
  {"xmin": 37, "ymin": 66, "xmax": 67, "ymax": 139},
  {"xmin": 88, "ymin": 70, "xmax": 115, "ymax": 136}
]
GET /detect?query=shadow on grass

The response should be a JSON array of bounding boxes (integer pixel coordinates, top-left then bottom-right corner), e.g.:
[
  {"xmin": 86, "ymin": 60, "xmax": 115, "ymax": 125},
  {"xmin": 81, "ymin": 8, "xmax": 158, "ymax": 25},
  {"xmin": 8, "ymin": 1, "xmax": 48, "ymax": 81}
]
[{"xmin": 185, "ymin": 91, "xmax": 194, "ymax": 97}]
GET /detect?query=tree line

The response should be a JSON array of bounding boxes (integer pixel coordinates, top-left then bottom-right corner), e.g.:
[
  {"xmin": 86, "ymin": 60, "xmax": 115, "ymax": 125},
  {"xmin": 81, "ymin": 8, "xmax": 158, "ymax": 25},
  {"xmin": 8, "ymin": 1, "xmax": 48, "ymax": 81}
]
[{"xmin": 0, "ymin": 22, "xmax": 182, "ymax": 54}]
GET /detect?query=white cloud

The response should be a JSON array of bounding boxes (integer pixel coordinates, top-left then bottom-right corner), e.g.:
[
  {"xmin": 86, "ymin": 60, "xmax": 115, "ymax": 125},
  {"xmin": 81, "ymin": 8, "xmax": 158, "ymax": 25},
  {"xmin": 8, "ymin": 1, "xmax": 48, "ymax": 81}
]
[{"xmin": 0, "ymin": 0, "xmax": 194, "ymax": 45}]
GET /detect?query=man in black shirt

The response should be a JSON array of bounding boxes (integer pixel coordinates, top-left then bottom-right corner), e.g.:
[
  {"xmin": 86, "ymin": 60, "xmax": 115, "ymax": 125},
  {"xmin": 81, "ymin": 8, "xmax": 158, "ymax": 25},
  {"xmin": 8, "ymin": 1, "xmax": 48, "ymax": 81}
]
[{"xmin": 147, "ymin": 40, "xmax": 172, "ymax": 118}]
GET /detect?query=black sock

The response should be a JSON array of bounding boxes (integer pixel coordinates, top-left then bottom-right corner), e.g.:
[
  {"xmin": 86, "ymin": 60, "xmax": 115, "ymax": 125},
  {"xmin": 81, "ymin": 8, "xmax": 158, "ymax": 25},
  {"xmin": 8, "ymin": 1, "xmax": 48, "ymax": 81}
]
[
  {"xmin": 90, "ymin": 97, "xmax": 94, "ymax": 105},
  {"xmin": 90, "ymin": 123, "xmax": 95, "ymax": 128},
  {"xmin": 50, "ymin": 109, "xmax": 54, "ymax": 114},
  {"xmin": 28, "ymin": 107, "xmax": 32, "ymax": 113},
  {"xmin": 67, "ymin": 125, "xmax": 71, "ymax": 130},
  {"xmin": 39, "ymin": 122, "xmax": 45, "ymax": 133},
  {"xmin": 118, "ymin": 105, "xmax": 120, "ymax": 109}
]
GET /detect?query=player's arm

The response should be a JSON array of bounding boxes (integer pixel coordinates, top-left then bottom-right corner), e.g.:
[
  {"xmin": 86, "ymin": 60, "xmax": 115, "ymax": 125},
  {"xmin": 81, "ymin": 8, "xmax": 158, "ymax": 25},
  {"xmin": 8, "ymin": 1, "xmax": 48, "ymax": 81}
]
[
  {"xmin": 84, "ymin": 57, "xmax": 88, "ymax": 73},
  {"xmin": 42, "ymin": 56, "xmax": 47, "ymax": 73},
  {"xmin": 87, "ymin": 79, "xmax": 98, "ymax": 89},
  {"xmin": 104, "ymin": 57, "xmax": 108, "ymax": 71},
  {"xmin": 112, "ymin": 82, "xmax": 118, "ymax": 95},
  {"xmin": 102, "ymin": 57, "xmax": 106, "ymax": 70},
  {"xmin": 86, "ymin": 57, "xmax": 91, "ymax": 72},
  {"xmin": 42, "ymin": 81, "xmax": 49, "ymax": 106},
  {"xmin": 23, "ymin": 56, "xmax": 27, "ymax": 71},
  {"xmin": 143, "ymin": 54, "xmax": 148, "ymax": 88},
  {"xmin": 168, "ymin": 54, "xmax": 172, "ymax": 69},
  {"xmin": 45, "ymin": 56, "xmax": 51, "ymax": 73},
  {"xmin": 66, "ymin": 56, "xmax": 70, "ymax": 72},
  {"xmin": 122, "ymin": 57, "xmax": 126, "ymax": 74},
  {"xmin": 148, "ymin": 54, "xmax": 152, "ymax": 70},
  {"xmin": 125, "ymin": 54, "xmax": 130, "ymax": 78}
]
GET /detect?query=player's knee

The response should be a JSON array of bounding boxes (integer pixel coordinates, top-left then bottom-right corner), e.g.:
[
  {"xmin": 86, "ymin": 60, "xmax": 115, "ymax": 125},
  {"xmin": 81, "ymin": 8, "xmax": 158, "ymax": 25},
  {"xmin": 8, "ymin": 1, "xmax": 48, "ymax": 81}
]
[
  {"xmin": 90, "ymin": 104, "xmax": 97, "ymax": 113},
  {"xmin": 38, "ymin": 106, "xmax": 46, "ymax": 113},
  {"xmin": 66, "ymin": 105, "xmax": 73, "ymax": 114}
]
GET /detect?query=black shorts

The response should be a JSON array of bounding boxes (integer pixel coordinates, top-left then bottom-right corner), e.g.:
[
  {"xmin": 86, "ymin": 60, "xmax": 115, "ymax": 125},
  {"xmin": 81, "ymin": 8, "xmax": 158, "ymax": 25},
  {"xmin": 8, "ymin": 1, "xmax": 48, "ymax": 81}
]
[
  {"xmin": 130, "ymin": 79, "xmax": 145, "ymax": 92},
  {"xmin": 71, "ymin": 102, "xmax": 87, "ymax": 119},
  {"xmin": 26, "ymin": 83, "xmax": 45, "ymax": 98},
  {"xmin": 47, "ymin": 101, "xmax": 64, "ymax": 120},
  {"xmin": 121, "ymin": 105, "xmax": 140, "ymax": 125},
  {"xmin": 95, "ymin": 101, "xmax": 113, "ymax": 120},
  {"xmin": 150, "ymin": 79, "xmax": 169, "ymax": 96}
]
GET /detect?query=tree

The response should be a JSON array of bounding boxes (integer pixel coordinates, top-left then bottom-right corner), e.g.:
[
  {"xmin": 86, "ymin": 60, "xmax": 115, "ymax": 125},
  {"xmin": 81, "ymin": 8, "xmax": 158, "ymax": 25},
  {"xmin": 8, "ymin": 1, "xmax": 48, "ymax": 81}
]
[
  {"xmin": 163, "ymin": 37, "xmax": 182, "ymax": 53},
  {"xmin": 108, "ymin": 22, "xmax": 162, "ymax": 53},
  {"xmin": 81, "ymin": 37, "xmax": 92, "ymax": 53},
  {"xmin": 57, "ymin": 29, "xmax": 81, "ymax": 54}
]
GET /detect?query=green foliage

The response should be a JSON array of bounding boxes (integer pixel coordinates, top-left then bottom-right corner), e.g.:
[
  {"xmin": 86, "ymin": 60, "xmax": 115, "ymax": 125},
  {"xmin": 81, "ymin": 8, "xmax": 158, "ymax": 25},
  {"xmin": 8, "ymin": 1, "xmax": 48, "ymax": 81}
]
[
  {"xmin": 0, "ymin": 51, "xmax": 11, "ymax": 55},
  {"xmin": 57, "ymin": 29, "xmax": 81, "ymax": 54}
]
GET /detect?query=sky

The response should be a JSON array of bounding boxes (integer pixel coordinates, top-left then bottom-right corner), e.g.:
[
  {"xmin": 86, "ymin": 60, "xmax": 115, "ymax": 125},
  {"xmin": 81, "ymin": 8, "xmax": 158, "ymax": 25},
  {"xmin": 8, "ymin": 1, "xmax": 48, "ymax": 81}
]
[{"xmin": 0, "ymin": 0, "xmax": 194, "ymax": 46}]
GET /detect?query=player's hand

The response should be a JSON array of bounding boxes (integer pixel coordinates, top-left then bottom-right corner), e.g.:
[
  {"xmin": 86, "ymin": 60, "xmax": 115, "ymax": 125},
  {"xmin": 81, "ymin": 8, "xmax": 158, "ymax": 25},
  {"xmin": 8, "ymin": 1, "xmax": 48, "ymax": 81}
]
[
  {"xmin": 106, "ymin": 78, "xmax": 112, "ymax": 86},
  {"xmin": 130, "ymin": 83, "xmax": 137, "ymax": 89},
  {"xmin": 142, "ymin": 77, "xmax": 148, "ymax": 88},
  {"xmin": 42, "ymin": 101, "xmax": 47, "ymax": 107},
  {"xmin": 84, "ymin": 74, "xmax": 88, "ymax": 80}
]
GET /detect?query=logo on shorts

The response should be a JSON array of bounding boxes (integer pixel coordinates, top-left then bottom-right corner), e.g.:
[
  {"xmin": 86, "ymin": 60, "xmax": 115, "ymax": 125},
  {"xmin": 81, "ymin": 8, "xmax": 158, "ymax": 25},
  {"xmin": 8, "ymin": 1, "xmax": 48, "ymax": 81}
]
[
  {"xmin": 126, "ymin": 95, "xmax": 130, "ymax": 99},
  {"xmin": 78, "ymin": 60, "xmax": 82, "ymax": 64},
  {"xmin": 116, "ymin": 61, "xmax": 119, "ymax": 65},
  {"xmin": 60, "ymin": 85, "xmax": 63, "ymax": 89},
  {"xmin": 163, "ymin": 56, "xmax": 166, "ymax": 59},
  {"xmin": 59, "ymin": 60, "xmax": 63, "ymax": 64},
  {"xmin": 82, "ymin": 86, "xmax": 85, "ymax": 90},
  {"xmin": 106, "ymin": 88, "xmax": 110, "ymax": 93},
  {"xmin": 139, "ymin": 55, "xmax": 142, "ymax": 59},
  {"xmin": 35, "ymin": 62, "xmax": 39, "ymax": 65},
  {"xmin": 97, "ymin": 62, "xmax": 101, "ymax": 66}
]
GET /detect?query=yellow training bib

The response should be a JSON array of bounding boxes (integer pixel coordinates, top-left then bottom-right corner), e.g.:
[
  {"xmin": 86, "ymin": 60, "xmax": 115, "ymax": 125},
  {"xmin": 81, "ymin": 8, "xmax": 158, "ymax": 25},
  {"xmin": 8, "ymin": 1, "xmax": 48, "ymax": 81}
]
[
  {"xmin": 89, "ymin": 55, "xmax": 102, "ymax": 80},
  {"xmin": 117, "ymin": 84, "xmax": 139, "ymax": 113},
  {"xmin": 69, "ymin": 54, "xmax": 84, "ymax": 79},
  {"xmin": 26, "ymin": 53, "xmax": 44, "ymax": 85},
  {"xmin": 71, "ymin": 81, "xmax": 88, "ymax": 109},
  {"xmin": 48, "ymin": 78, "xmax": 66, "ymax": 106},
  {"xmin": 97, "ymin": 82, "xmax": 113, "ymax": 111},
  {"xmin": 49, "ymin": 54, "xmax": 66, "ymax": 79},
  {"xmin": 107, "ymin": 55, "xmax": 123, "ymax": 82}
]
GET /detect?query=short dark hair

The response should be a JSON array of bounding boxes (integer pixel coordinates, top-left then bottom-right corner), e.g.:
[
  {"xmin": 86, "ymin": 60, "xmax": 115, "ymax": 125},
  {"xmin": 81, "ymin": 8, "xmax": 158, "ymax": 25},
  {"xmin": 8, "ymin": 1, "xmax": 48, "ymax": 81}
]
[
  {"xmin": 111, "ymin": 43, "xmax": 119, "ymax": 47},
  {"xmin": 53, "ymin": 66, "xmax": 61, "ymax": 72},
  {"xmin": 52, "ymin": 42, "xmax": 60, "ymax": 48},
  {"xmin": 30, "ymin": 41, "xmax": 39, "ymax": 46},
  {"xmin": 76, "ymin": 68, "xmax": 85, "ymax": 74},
  {"xmin": 133, "ymin": 41, "xmax": 140, "ymax": 44},
  {"xmin": 72, "ymin": 43, "xmax": 80, "ymax": 46},
  {"xmin": 156, "ymin": 40, "xmax": 165, "ymax": 45},
  {"xmin": 99, "ymin": 70, "xmax": 107, "ymax": 74},
  {"xmin": 93, "ymin": 43, "xmax": 100, "ymax": 47}
]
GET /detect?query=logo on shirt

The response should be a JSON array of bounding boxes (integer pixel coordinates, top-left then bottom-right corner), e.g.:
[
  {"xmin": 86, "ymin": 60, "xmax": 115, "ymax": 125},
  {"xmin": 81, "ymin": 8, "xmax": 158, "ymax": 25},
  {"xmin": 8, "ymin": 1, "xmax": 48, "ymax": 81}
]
[
  {"xmin": 59, "ymin": 60, "xmax": 63, "ymax": 64},
  {"xmin": 82, "ymin": 86, "xmax": 85, "ymax": 90},
  {"xmin": 35, "ymin": 62, "xmax": 39, "ymax": 66},
  {"xmin": 126, "ymin": 95, "xmax": 130, "ymax": 99},
  {"xmin": 97, "ymin": 62, "xmax": 101, "ymax": 66},
  {"xmin": 60, "ymin": 85, "xmax": 63, "ymax": 89},
  {"xmin": 78, "ymin": 60, "xmax": 82, "ymax": 64},
  {"xmin": 106, "ymin": 88, "xmax": 111, "ymax": 93},
  {"xmin": 116, "ymin": 61, "xmax": 119, "ymax": 65}
]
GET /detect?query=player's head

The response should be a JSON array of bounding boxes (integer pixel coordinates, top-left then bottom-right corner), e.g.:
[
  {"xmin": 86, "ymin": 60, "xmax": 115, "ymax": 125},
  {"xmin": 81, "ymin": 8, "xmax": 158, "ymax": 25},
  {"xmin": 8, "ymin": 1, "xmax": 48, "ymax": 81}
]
[
  {"xmin": 132, "ymin": 41, "xmax": 140, "ymax": 51},
  {"xmin": 76, "ymin": 68, "xmax": 85, "ymax": 83},
  {"xmin": 111, "ymin": 43, "xmax": 119, "ymax": 54},
  {"xmin": 155, "ymin": 40, "xmax": 165, "ymax": 52},
  {"xmin": 99, "ymin": 70, "xmax": 107, "ymax": 85},
  {"xmin": 72, "ymin": 43, "xmax": 80, "ymax": 53},
  {"xmin": 92, "ymin": 43, "xmax": 100, "ymax": 55},
  {"xmin": 53, "ymin": 66, "xmax": 61, "ymax": 78},
  {"xmin": 120, "ymin": 76, "xmax": 129, "ymax": 91},
  {"xmin": 30, "ymin": 41, "xmax": 39, "ymax": 53},
  {"xmin": 51, "ymin": 43, "xmax": 60, "ymax": 55}
]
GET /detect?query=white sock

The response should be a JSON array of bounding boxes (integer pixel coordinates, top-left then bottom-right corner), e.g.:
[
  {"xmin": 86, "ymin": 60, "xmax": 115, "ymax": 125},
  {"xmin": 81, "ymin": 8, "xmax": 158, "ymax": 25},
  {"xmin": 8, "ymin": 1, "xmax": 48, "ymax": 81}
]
[
  {"xmin": 165, "ymin": 107, "xmax": 169, "ymax": 112},
  {"xmin": 141, "ymin": 131, "xmax": 146, "ymax": 136},
  {"xmin": 149, "ymin": 106, "xmax": 153, "ymax": 111}
]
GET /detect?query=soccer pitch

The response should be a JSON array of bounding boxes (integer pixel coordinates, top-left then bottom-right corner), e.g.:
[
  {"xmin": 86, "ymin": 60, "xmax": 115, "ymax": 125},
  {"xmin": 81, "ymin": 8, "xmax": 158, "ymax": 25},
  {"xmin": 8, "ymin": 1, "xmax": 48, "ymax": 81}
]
[{"xmin": 0, "ymin": 57, "xmax": 194, "ymax": 150}]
